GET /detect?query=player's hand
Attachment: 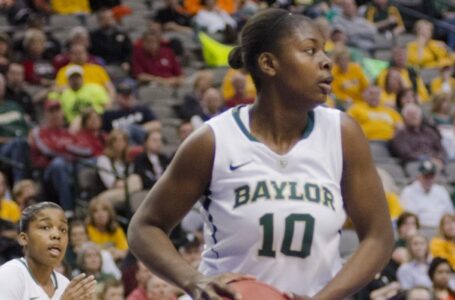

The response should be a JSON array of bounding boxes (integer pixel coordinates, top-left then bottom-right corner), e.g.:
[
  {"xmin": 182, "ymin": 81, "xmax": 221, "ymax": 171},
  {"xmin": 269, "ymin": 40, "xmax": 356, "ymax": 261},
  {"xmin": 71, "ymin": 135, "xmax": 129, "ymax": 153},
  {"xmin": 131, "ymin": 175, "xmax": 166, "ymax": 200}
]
[
  {"xmin": 61, "ymin": 273, "xmax": 97, "ymax": 300},
  {"xmin": 188, "ymin": 273, "xmax": 255, "ymax": 300}
]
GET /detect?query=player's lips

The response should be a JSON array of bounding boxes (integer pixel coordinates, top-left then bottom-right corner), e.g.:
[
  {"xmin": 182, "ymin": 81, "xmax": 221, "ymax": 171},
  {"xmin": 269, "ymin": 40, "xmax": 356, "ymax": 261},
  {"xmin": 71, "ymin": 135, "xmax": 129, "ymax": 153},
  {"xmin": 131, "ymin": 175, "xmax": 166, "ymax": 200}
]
[
  {"xmin": 48, "ymin": 245, "xmax": 62, "ymax": 257},
  {"xmin": 318, "ymin": 76, "xmax": 333, "ymax": 95}
]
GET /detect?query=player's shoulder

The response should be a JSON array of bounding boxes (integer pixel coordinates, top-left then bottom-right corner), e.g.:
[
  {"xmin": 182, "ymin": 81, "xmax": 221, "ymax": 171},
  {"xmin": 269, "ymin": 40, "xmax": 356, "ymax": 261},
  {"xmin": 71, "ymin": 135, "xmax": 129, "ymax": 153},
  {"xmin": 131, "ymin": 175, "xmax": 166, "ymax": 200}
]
[{"xmin": 0, "ymin": 258, "xmax": 27, "ymax": 284}]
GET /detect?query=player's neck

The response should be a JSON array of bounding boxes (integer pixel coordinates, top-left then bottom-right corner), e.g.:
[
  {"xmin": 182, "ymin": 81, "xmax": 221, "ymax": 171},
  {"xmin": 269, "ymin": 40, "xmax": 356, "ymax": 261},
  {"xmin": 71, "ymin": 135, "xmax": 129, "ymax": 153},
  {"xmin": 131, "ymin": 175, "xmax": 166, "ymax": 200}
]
[{"xmin": 25, "ymin": 256, "xmax": 54, "ymax": 287}]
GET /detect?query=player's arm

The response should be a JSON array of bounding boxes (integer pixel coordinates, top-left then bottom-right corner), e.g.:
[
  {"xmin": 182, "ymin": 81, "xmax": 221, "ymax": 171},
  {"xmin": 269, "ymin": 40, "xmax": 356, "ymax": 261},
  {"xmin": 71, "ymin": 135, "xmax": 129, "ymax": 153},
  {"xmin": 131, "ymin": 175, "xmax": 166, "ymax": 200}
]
[
  {"xmin": 128, "ymin": 125, "xmax": 248, "ymax": 300},
  {"xmin": 309, "ymin": 113, "xmax": 394, "ymax": 300}
]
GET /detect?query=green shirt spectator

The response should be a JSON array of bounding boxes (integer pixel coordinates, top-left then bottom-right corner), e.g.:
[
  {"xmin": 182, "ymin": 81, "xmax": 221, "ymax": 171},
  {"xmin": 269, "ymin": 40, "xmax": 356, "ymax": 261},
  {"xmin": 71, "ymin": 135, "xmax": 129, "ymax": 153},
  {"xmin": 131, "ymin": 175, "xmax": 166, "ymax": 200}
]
[{"xmin": 0, "ymin": 100, "xmax": 29, "ymax": 139}]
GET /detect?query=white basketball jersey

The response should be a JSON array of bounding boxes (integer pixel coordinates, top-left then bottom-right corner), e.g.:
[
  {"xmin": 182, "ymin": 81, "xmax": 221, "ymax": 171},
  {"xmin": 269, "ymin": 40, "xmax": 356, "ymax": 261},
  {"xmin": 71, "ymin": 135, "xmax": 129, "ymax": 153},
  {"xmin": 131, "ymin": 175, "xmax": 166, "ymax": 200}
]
[
  {"xmin": 200, "ymin": 105, "xmax": 347, "ymax": 296},
  {"xmin": 0, "ymin": 258, "xmax": 70, "ymax": 300}
]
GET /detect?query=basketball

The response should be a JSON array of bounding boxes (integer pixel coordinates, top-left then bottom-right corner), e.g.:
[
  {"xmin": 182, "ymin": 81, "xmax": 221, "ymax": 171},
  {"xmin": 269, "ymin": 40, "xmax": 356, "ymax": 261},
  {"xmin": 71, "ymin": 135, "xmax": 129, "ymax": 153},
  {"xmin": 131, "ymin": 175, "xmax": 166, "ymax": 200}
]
[{"xmin": 224, "ymin": 280, "xmax": 287, "ymax": 300}]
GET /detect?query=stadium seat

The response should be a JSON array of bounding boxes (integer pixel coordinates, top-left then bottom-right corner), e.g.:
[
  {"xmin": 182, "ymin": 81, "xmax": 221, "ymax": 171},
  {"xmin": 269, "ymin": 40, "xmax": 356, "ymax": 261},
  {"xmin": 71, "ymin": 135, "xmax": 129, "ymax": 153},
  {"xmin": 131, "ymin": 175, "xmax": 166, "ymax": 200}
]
[
  {"xmin": 339, "ymin": 229, "xmax": 359, "ymax": 260},
  {"xmin": 138, "ymin": 85, "xmax": 177, "ymax": 103},
  {"xmin": 130, "ymin": 190, "xmax": 149, "ymax": 212},
  {"xmin": 369, "ymin": 142, "xmax": 395, "ymax": 163},
  {"xmin": 376, "ymin": 161, "xmax": 409, "ymax": 187}
]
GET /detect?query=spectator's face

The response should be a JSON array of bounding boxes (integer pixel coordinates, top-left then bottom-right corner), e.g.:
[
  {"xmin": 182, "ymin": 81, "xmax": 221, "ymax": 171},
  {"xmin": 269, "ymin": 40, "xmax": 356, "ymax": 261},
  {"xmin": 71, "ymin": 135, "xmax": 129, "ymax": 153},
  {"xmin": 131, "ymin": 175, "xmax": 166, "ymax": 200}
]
[
  {"xmin": 407, "ymin": 288, "xmax": 432, "ymax": 300},
  {"xmin": 69, "ymin": 225, "xmax": 88, "ymax": 248},
  {"xmin": 117, "ymin": 92, "xmax": 134, "ymax": 108},
  {"xmin": 433, "ymin": 262, "xmax": 452, "ymax": 288},
  {"xmin": 342, "ymin": 0, "xmax": 357, "ymax": 18},
  {"xmin": 181, "ymin": 246, "xmax": 201, "ymax": 268},
  {"xmin": 68, "ymin": 74, "xmax": 83, "ymax": 90},
  {"xmin": 204, "ymin": 0, "xmax": 216, "ymax": 10},
  {"xmin": 232, "ymin": 73, "xmax": 246, "ymax": 95},
  {"xmin": 392, "ymin": 48, "xmax": 407, "ymax": 68},
  {"xmin": 202, "ymin": 88, "xmax": 223, "ymax": 114},
  {"xmin": 364, "ymin": 87, "xmax": 381, "ymax": 107},
  {"xmin": 195, "ymin": 72, "xmax": 214, "ymax": 94},
  {"xmin": 93, "ymin": 205, "xmax": 110, "ymax": 229},
  {"xmin": 47, "ymin": 107, "xmax": 65, "ymax": 128},
  {"xmin": 71, "ymin": 34, "xmax": 90, "ymax": 49},
  {"xmin": 98, "ymin": 10, "xmax": 116, "ymax": 29},
  {"xmin": 398, "ymin": 216, "xmax": 418, "ymax": 239},
  {"xmin": 403, "ymin": 105, "xmax": 423, "ymax": 127},
  {"xmin": 373, "ymin": 0, "xmax": 387, "ymax": 6},
  {"xmin": 6, "ymin": 63, "xmax": 24, "ymax": 87},
  {"xmin": 143, "ymin": 35, "xmax": 160, "ymax": 56},
  {"xmin": 146, "ymin": 277, "xmax": 175, "ymax": 300},
  {"xmin": 83, "ymin": 247, "xmax": 102, "ymax": 273},
  {"xmin": 441, "ymin": 216, "xmax": 455, "ymax": 239},
  {"xmin": 28, "ymin": 37, "xmax": 45, "ymax": 57},
  {"xmin": 409, "ymin": 235, "xmax": 427, "ymax": 260},
  {"xmin": 386, "ymin": 69, "xmax": 403, "ymax": 92},
  {"xmin": 16, "ymin": 185, "xmax": 38, "ymax": 211},
  {"xmin": 419, "ymin": 173, "xmax": 436, "ymax": 191},
  {"xmin": 112, "ymin": 134, "xmax": 128, "ymax": 157},
  {"xmin": 85, "ymin": 112, "xmax": 102, "ymax": 131},
  {"xmin": 103, "ymin": 286, "xmax": 124, "ymax": 300},
  {"xmin": 417, "ymin": 23, "xmax": 433, "ymax": 40},
  {"xmin": 336, "ymin": 53, "xmax": 350, "ymax": 70},
  {"xmin": 399, "ymin": 90, "xmax": 417, "ymax": 108},
  {"xmin": 0, "ymin": 40, "xmax": 8, "ymax": 56},
  {"xmin": 145, "ymin": 131, "xmax": 162, "ymax": 154},
  {"xmin": 70, "ymin": 45, "xmax": 88, "ymax": 65},
  {"xmin": 178, "ymin": 122, "xmax": 193, "ymax": 142}
]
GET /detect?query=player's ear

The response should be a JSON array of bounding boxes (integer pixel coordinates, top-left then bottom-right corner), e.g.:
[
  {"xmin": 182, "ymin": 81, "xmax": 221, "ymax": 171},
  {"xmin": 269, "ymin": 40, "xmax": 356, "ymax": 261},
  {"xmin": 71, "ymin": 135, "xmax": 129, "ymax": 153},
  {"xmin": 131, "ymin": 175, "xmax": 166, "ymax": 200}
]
[
  {"xmin": 18, "ymin": 232, "xmax": 28, "ymax": 247},
  {"xmin": 258, "ymin": 52, "xmax": 278, "ymax": 77}
]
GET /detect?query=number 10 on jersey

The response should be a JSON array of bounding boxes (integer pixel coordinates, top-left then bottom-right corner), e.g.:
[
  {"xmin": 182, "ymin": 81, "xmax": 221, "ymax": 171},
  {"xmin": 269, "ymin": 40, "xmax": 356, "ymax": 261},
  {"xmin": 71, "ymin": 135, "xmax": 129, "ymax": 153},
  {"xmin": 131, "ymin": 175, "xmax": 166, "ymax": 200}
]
[{"xmin": 259, "ymin": 213, "xmax": 315, "ymax": 258}]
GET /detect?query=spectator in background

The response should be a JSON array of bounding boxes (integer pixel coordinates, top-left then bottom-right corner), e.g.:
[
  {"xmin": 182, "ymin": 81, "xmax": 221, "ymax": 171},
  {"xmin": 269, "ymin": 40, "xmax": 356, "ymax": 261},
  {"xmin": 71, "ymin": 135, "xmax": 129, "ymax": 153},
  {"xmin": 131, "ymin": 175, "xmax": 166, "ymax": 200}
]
[
  {"xmin": 55, "ymin": 43, "xmax": 116, "ymax": 100},
  {"xmin": 0, "ymin": 171, "xmax": 20, "ymax": 223},
  {"xmin": 65, "ymin": 220, "xmax": 121, "ymax": 279},
  {"xmin": 347, "ymin": 85, "xmax": 403, "ymax": 142},
  {"xmin": 102, "ymin": 79, "xmax": 160, "ymax": 144},
  {"xmin": 390, "ymin": 103, "xmax": 446, "ymax": 164},
  {"xmin": 380, "ymin": 68, "xmax": 405, "ymax": 108},
  {"xmin": 431, "ymin": 63, "xmax": 455, "ymax": 96},
  {"xmin": 407, "ymin": 20, "xmax": 453, "ymax": 69},
  {"xmin": 431, "ymin": 93, "xmax": 453, "ymax": 126},
  {"xmin": 331, "ymin": 46, "xmax": 370, "ymax": 107},
  {"xmin": 74, "ymin": 109, "xmax": 106, "ymax": 157},
  {"xmin": 377, "ymin": 47, "xmax": 430, "ymax": 104},
  {"xmin": 90, "ymin": 8, "xmax": 132, "ymax": 67},
  {"xmin": 127, "ymin": 261, "xmax": 153, "ymax": 300},
  {"xmin": 365, "ymin": 0, "xmax": 405, "ymax": 37},
  {"xmin": 11, "ymin": 179, "xmax": 38, "ymax": 212},
  {"xmin": 50, "ymin": 0, "xmax": 90, "ymax": 15},
  {"xmin": 221, "ymin": 68, "xmax": 256, "ymax": 102},
  {"xmin": 194, "ymin": 0, "xmax": 237, "ymax": 43},
  {"xmin": 154, "ymin": 0, "xmax": 193, "ymax": 33},
  {"xmin": 406, "ymin": 286, "xmax": 434, "ymax": 300},
  {"xmin": 133, "ymin": 130, "xmax": 169, "ymax": 190},
  {"xmin": 395, "ymin": 212, "xmax": 420, "ymax": 248},
  {"xmin": 5, "ymin": 62, "xmax": 36, "ymax": 123},
  {"xmin": 190, "ymin": 87, "xmax": 224, "ymax": 128},
  {"xmin": 29, "ymin": 100, "xmax": 92, "ymax": 215},
  {"xmin": 100, "ymin": 278, "xmax": 125, "ymax": 300},
  {"xmin": 53, "ymin": 26, "xmax": 104, "ymax": 71},
  {"xmin": 95, "ymin": 129, "xmax": 142, "ymax": 209},
  {"xmin": 430, "ymin": 214, "xmax": 455, "ymax": 269},
  {"xmin": 397, "ymin": 233, "xmax": 432, "ymax": 290},
  {"xmin": 428, "ymin": 258, "xmax": 455, "ymax": 300},
  {"xmin": 179, "ymin": 70, "xmax": 214, "ymax": 119},
  {"xmin": 332, "ymin": 0, "xmax": 378, "ymax": 52},
  {"xmin": 49, "ymin": 65, "xmax": 110, "ymax": 125},
  {"xmin": 440, "ymin": 116, "xmax": 455, "ymax": 161},
  {"xmin": 132, "ymin": 31, "xmax": 184, "ymax": 87},
  {"xmin": 396, "ymin": 88, "xmax": 419, "ymax": 113},
  {"xmin": 224, "ymin": 71, "xmax": 255, "ymax": 108},
  {"xmin": 0, "ymin": 74, "xmax": 30, "ymax": 184},
  {"xmin": 0, "ymin": 33, "xmax": 11, "ymax": 74},
  {"xmin": 400, "ymin": 160, "xmax": 454, "ymax": 228},
  {"xmin": 145, "ymin": 275, "xmax": 178, "ymax": 300},
  {"xmin": 21, "ymin": 29, "xmax": 55, "ymax": 86},
  {"xmin": 86, "ymin": 197, "xmax": 128, "ymax": 261},
  {"xmin": 0, "ymin": 219, "xmax": 22, "ymax": 265}
]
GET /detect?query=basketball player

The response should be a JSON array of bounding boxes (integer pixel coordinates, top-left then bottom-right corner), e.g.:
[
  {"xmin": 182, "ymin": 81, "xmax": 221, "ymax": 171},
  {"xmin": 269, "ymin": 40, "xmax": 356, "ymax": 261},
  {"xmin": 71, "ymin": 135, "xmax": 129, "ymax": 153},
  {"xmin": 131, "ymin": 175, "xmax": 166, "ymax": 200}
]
[
  {"xmin": 0, "ymin": 202, "xmax": 96, "ymax": 299},
  {"xmin": 128, "ymin": 9, "xmax": 393, "ymax": 300}
]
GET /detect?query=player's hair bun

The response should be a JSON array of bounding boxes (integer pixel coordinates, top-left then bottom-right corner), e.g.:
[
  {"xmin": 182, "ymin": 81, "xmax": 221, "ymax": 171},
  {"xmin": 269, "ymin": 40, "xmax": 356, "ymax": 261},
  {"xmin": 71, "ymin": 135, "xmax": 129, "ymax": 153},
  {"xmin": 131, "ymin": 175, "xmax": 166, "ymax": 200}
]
[{"xmin": 228, "ymin": 46, "xmax": 244, "ymax": 69}]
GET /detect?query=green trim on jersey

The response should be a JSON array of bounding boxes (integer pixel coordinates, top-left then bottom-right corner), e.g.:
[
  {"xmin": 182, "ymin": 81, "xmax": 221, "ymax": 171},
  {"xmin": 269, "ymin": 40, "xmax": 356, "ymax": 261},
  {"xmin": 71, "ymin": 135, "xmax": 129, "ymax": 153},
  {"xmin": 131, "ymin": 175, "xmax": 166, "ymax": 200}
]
[
  {"xmin": 232, "ymin": 105, "xmax": 315, "ymax": 141},
  {"xmin": 17, "ymin": 257, "xmax": 58, "ymax": 289}
]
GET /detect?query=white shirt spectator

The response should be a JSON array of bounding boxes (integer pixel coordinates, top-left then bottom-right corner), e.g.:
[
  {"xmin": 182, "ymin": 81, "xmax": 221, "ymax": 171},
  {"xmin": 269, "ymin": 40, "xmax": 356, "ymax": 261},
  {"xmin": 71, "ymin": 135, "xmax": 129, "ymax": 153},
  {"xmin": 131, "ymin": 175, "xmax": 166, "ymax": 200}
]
[
  {"xmin": 400, "ymin": 180, "xmax": 454, "ymax": 227},
  {"xmin": 194, "ymin": 8, "xmax": 237, "ymax": 34},
  {"xmin": 397, "ymin": 261, "xmax": 432, "ymax": 290}
]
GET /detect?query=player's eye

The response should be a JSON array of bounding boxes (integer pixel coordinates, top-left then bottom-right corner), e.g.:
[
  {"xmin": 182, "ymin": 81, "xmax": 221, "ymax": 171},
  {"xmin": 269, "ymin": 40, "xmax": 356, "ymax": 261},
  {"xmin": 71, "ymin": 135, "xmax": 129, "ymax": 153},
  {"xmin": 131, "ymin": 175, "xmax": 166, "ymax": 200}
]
[
  {"xmin": 40, "ymin": 225, "xmax": 50, "ymax": 230},
  {"xmin": 60, "ymin": 227, "xmax": 68, "ymax": 233},
  {"xmin": 305, "ymin": 48, "xmax": 316, "ymax": 55}
]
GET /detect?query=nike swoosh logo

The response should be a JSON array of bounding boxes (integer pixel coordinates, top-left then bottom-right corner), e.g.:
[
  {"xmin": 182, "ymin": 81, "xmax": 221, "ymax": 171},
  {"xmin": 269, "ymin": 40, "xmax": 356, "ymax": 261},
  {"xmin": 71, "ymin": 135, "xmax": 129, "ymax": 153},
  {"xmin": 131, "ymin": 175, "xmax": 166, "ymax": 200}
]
[
  {"xmin": 30, "ymin": 297, "xmax": 39, "ymax": 300},
  {"xmin": 229, "ymin": 160, "xmax": 253, "ymax": 171}
]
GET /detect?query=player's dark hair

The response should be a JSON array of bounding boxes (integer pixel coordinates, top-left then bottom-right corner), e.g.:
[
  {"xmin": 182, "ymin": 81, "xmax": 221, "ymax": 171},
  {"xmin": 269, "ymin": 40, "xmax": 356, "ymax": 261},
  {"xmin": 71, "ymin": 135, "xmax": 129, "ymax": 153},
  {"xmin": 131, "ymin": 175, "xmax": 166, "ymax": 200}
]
[
  {"xmin": 20, "ymin": 202, "xmax": 64, "ymax": 232},
  {"xmin": 228, "ymin": 9, "xmax": 313, "ymax": 90},
  {"xmin": 428, "ymin": 257, "xmax": 454, "ymax": 280}
]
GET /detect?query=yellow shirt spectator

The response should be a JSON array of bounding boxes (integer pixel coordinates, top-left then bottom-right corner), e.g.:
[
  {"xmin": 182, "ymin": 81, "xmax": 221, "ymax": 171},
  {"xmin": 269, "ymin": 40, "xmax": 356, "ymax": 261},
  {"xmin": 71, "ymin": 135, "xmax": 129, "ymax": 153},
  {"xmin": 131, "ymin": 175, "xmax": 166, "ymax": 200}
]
[
  {"xmin": 385, "ymin": 192, "xmax": 403, "ymax": 221},
  {"xmin": 0, "ymin": 199, "xmax": 21, "ymax": 223},
  {"xmin": 376, "ymin": 67, "xmax": 430, "ymax": 103},
  {"xmin": 51, "ymin": 0, "xmax": 90, "ymax": 14},
  {"xmin": 221, "ymin": 68, "xmax": 256, "ymax": 101},
  {"xmin": 332, "ymin": 63, "xmax": 369, "ymax": 104},
  {"xmin": 87, "ymin": 224, "xmax": 128, "ymax": 251},
  {"xmin": 380, "ymin": 89, "xmax": 397, "ymax": 107},
  {"xmin": 56, "ymin": 63, "xmax": 111, "ymax": 90},
  {"xmin": 430, "ymin": 237, "xmax": 455, "ymax": 268},
  {"xmin": 348, "ymin": 101, "xmax": 403, "ymax": 141},
  {"xmin": 431, "ymin": 77, "xmax": 455, "ymax": 95},
  {"xmin": 406, "ymin": 40, "xmax": 452, "ymax": 69}
]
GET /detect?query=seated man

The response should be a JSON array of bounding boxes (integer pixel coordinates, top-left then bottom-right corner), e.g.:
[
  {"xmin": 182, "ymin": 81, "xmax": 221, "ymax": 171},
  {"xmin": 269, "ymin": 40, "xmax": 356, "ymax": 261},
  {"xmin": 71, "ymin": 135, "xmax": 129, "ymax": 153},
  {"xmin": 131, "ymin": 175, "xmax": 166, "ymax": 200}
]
[
  {"xmin": 29, "ymin": 100, "xmax": 94, "ymax": 216},
  {"xmin": 132, "ymin": 31, "xmax": 184, "ymax": 87},
  {"xmin": 102, "ymin": 79, "xmax": 160, "ymax": 144},
  {"xmin": 154, "ymin": 0, "xmax": 193, "ymax": 33},
  {"xmin": 347, "ymin": 85, "xmax": 403, "ymax": 142},
  {"xmin": 49, "ymin": 65, "xmax": 110, "ymax": 125}
]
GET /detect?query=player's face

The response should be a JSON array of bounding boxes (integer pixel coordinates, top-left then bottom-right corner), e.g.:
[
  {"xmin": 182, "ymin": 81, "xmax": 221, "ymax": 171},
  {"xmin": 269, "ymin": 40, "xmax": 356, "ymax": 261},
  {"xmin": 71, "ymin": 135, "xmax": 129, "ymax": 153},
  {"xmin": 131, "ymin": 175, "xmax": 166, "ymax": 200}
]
[
  {"xmin": 21, "ymin": 208, "xmax": 68, "ymax": 268},
  {"xmin": 273, "ymin": 23, "xmax": 332, "ymax": 109}
]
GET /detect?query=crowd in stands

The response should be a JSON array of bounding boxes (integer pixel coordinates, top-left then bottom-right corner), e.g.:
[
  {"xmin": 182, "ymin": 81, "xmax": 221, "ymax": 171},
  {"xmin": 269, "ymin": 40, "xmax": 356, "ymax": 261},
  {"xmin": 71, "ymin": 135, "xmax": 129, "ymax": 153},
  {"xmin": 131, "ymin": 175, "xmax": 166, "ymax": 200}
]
[{"xmin": 0, "ymin": 0, "xmax": 455, "ymax": 299}]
